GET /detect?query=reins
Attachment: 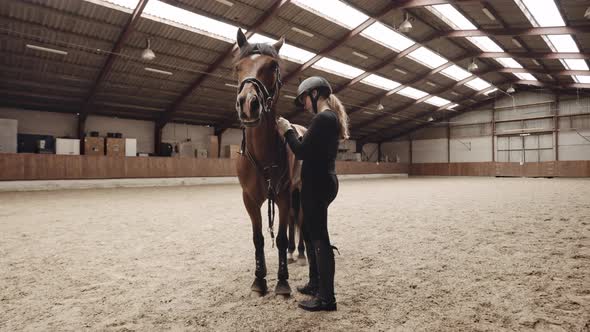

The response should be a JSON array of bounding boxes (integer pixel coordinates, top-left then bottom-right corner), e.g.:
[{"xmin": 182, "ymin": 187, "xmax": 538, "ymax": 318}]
[{"xmin": 237, "ymin": 51, "xmax": 286, "ymax": 247}]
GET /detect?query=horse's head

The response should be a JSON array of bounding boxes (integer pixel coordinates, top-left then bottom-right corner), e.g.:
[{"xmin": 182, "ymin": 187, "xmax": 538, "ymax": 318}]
[{"xmin": 234, "ymin": 28, "xmax": 284, "ymax": 127}]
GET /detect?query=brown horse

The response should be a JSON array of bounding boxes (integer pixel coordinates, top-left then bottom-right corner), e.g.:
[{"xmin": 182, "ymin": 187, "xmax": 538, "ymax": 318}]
[{"xmin": 234, "ymin": 29, "xmax": 306, "ymax": 295}]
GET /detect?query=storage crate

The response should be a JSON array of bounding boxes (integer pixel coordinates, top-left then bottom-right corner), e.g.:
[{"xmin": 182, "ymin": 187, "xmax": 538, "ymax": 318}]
[
  {"xmin": 84, "ymin": 137, "xmax": 104, "ymax": 156},
  {"xmin": 105, "ymin": 138, "xmax": 125, "ymax": 157}
]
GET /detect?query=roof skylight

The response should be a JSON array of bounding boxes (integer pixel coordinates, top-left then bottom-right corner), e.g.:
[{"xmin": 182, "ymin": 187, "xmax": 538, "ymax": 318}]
[
  {"xmin": 292, "ymin": 0, "xmax": 368, "ymax": 30},
  {"xmin": 515, "ymin": 73, "xmax": 537, "ymax": 81},
  {"xmin": 360, "ymin": 74, "xmax": 401, "ymax": 91},
  {"xmin": 575, "ymin": 76, "xmax": 590, "ymax": 84},
  {"xmin": 425, "ymin": 96, "xmax": 452, "ymax": 107},
  {"xmin": 429, "ymin": 3, "xmax": 537, "ymax": 82},
  {"xmin": 407, "ymin": 47, "xmax": 447, "ymax": 69},
  {"xmin": 397, "ymin": 87, "xmax": 429, "ymax": 100},
  {"xmin": 312, "ymin": 57, "xmax": 365, "ymax": 79},
  {"xmin": 430, "ymin": 4, "xmax": 476, "ymax": 30},
  {"xmin": 441, "ymin": 65, "xmax": 472, "ymax": 81},
  {"xmin": 519, "ymin": 0, "xmax": 565, "ymax": 27},
  {"xmin": 465, "ymin": 77, "xmax": 491, "ymax": 91},
  {"xmin": 516, "ymin": 0, "xmax": 585, "ymax": 82},
  {"xmin": 143, "ymin": 0, "xmax": 241, "ymax": 42},
  {"xmin": 248, "ymin": 34, "xmax": 316, "ymax": 64},
  {"xmin": 360, "ymin": 21, "xmax": 415, "ymax": 52}
]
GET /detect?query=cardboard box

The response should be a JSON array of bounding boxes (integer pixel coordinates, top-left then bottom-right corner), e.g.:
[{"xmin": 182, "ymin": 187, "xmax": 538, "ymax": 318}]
[
  {"xmin": 56, "ymin": 138, "xmax": 80, "ymax": 155},
  {"xmin": 105, "ymin": 138, "xmax": 125, "ymax": 157},
  {"xmin": 125, "ymin": 138, "xmax": 137, "ymax": 157},
  {"xmin": 196, "ymin": 149, "xmax": 208, "ymax": 159},
  {"xmin": 225, "ymin": 144, "xmax": 240, "ymax": 159},
  {"xmin": 0, "ymin": 119, "xmax": 18, "ymax": 153},
  {"xmin": 84, "ymin": 137, "xmax": 104, "ymax": 156},
  {"xmin": 208, "ymin": 135, "xmax": 219, "ymax": 158}
]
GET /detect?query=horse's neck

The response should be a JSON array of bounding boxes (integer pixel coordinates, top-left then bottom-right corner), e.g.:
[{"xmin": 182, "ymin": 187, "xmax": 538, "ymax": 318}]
[{"xmin": 246, "ymin": 113, "xmax": 279, "ymax": 164}]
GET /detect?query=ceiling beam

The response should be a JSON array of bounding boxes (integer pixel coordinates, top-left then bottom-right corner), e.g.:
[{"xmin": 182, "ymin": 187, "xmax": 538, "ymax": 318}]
[
  {"xmin": 513, "ymin": 80, "xmax": 590, "ymax": 90},
  {"xmin": 476, "ymin": 51, "xmax": 590, "ymax": 60},
  {"xmin": 79, "ymin": 0, "xmax": 149, "ymax": 119},
  {"xmin": 157, "ymin": 0, "xmax": 291, "ymax": 128},
  {"xmin": 439, "ymin": 26, "xmax": 590, "ymax": 38}
]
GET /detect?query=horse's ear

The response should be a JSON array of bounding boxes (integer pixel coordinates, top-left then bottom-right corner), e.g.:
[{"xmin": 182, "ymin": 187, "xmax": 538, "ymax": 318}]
[
  {"xmin": 237, "ymin": 28, "xmax": 248, "ymax": 49},
  {"xmin": 273, "ymin": 36, "xmax": 285, "ymax": 53}
]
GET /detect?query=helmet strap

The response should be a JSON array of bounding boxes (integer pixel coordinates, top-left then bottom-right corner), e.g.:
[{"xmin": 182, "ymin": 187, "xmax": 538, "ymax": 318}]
[{"xmin": 311, "ymin": 89, "xmax": 319, "ymax": 114}]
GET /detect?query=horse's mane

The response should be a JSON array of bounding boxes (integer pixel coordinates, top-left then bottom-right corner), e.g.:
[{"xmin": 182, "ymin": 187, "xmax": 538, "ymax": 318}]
[{"xmin": 234, "ymin": 43, "xmax": 281, "ymax": 64}]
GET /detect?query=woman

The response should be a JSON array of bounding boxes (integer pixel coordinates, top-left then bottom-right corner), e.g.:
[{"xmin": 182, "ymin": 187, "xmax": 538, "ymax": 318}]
[{"xmin": 276, "ymin": 76, "xmax": 349, "ymax": 312}]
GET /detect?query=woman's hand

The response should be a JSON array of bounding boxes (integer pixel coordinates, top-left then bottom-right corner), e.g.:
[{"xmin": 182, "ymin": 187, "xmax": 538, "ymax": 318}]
[{"xmin": 276, "ymin": 117, "xmax": 293, "ymax": 136}]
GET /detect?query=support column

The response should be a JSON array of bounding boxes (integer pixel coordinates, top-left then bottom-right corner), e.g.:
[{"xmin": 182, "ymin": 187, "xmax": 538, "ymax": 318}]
[
  {"xmin": 492, "ymin": 100, "xmax": 496, "ymax": 162},
  {"xmin": 214, "ymin": 127, "xmax": 226, "ymax": 159},
  {"xmin": 154, "ymin": 123, "xmax": 163, "ymax": 156},
  {"xmin": 409, "ymin": 137, "xmax": 413, "ymax": 165},
  {"xmin": 77, "ymin": 114, "xmax": 87, "ymax": 140},
  {"xmin": 447, "ymin": 121, "xmax": 451, "ymax": 163},
  {"xmin": 555, "ymin": 93, "xmax": 559, "ymax": 161},
  {"xmin": 377, "ymin": 142, "xmax": 382, "ymax": 162}
]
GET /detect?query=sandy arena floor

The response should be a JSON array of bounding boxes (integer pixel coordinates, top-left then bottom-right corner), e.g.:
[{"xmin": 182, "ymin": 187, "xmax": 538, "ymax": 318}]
[{"xmin": 1, "ymin": 177, "xmax": 589, "ymax": 331}]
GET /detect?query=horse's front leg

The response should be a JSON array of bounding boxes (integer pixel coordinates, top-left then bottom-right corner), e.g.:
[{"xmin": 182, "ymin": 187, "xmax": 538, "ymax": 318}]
[
  {"xmin": 275, "ymin": 189, "xmax": 292, "ymax": 296},
  {"xmin": 243, "ymin": 191, "xmax": 267, "ymax": 295}
]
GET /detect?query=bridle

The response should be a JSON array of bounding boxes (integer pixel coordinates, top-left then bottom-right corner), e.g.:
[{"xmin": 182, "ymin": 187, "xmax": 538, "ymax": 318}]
[
  {"xmin": 236, "ymin": 51, "xmax": 287, "ymax": 246},
  {"xmin": 236, "ymin": 54, "xmax": 283, "ymax": 117}
]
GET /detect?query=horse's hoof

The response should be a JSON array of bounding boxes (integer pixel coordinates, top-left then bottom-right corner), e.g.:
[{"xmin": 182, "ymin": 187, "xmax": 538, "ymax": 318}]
[
  {"xmin": 288, "ymin": 252, "xmax": 296, "ymax": 264},
  {"xmin": 275, "ymin": 279, "xmax": 292, "ymax": 296},
  {"xmin": 251, "ymin": 278, "xmax": 268, "ymax": 294},
  {"xmin": 297, "ymin": 255, "xmax": 307, "ymax": 266}
]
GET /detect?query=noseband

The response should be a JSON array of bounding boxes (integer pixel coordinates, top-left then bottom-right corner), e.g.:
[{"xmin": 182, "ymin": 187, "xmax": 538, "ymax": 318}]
[{"xmin": 236, "ymin": 59, "xmax": 283, "ymax": 116}]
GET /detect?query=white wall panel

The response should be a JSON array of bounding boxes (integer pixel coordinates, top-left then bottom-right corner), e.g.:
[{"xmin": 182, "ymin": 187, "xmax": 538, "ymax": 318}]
[
  {"xmin": 0, "ymin": 108, "xmax": 77, "ymax": 137},
  {"xmin": 559, "ymin": 130, "xmax": 590, "ymax": 160},
  {"xmin": 412, "ymin": 138, "xmax": 447, "ymax": 163},
  {"xmin": 450, "ymin": 136, "xmax": 492, "ymax": 162}
]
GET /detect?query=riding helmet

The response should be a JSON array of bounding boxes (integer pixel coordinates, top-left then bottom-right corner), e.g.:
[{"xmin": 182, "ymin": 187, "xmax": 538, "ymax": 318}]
[{"xmin": 294, "ymin": 76, "xmax": 332, "ymax": 108}]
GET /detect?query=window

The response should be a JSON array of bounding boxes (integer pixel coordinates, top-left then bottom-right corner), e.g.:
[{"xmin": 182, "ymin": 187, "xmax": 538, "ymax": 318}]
[
  {"xmin": 312, "ymin": 57, "xmax": 365, "ymax": 79},
  {"xmin": 425, "ymin": 96, "xmax": 451, "ymax": 107},
  {"xmin": 397, "ymin": 87, "xmax": 429, "ymax": 100},
  {"xmin": 407, "ymin": 47, "xmax": 447, "ymax": 69},
  {"xmin": 465, "ymin": 77, "xmax": 491, "ymax": 91},
  {"xmin": 441, "ymin": 65, "xmax": 471, "ymax": 81},
  {"xmin": 360, "ymin": 74, "xmax": 400, "ymax": 91},
  {"xmin": 361, "ymin": 22, "xmax": 415, "ymax": 52},
  {"xmin": 292, "ymin": 0, "xmax": 368, "ymax": 30}
]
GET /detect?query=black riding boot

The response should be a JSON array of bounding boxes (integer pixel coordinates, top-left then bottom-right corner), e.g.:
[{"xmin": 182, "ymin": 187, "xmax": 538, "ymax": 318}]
[
  {"xmin": 298, "ymin": 240, "xmax": 336, "ymax": 312},
  {"xmin": 296, "ymin": 240, "xmax": 318, "ymax": 295}
]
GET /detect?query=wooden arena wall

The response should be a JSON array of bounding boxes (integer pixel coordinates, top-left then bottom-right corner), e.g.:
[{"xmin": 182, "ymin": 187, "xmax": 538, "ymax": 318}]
[{"xmin": 0, "ymin": 154, "xmax": 409, "ymax": 181}]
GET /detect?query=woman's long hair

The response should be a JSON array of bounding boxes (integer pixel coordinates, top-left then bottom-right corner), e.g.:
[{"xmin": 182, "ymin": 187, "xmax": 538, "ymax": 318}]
[{"xmin": 326, "ymin": 94, "xmax": 350, "ymax": 140}]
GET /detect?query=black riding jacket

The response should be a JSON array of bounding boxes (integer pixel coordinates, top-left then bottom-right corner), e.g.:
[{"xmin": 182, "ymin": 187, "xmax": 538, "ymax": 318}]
[{"xmin": 284, "ymin": 110, "xmax": 339, "ymax": 179}]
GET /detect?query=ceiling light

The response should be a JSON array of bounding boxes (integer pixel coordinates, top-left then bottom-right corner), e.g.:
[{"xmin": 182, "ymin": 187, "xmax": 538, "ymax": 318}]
[
  {"xmin": 284, "ymin": 95, "xmax": 297, "ymax": 99},
  {"xmin": 26, "ymin": 44, "xmax": 68, "ymax": 55},
  {"xmin": 426, "ymin": 81, "xmax": 437, "ymax": 87},
  {"xmin": 532, "ymin": 59, "xmax": 541, "ymax": 66},
  {"xmin": 506, "ymin": 85, "xmax": 515, "ymax": 94},
  {"xmin": 291, "ymin": 27, "xmax": 314, "ymax": 38},
  {"xmin": 215, "ymin": 0, "xmax": 234, "ymax": 6},
  {"xmin": 584, "ymin": 6, "xmax": 590, "ymax": 19},
  {"xmin": 427, "ymin": 116, "xmax": 434, "ymax": 122},
  {"xmin": 451, "ymin": 91, "xmax": 460, "ymax": 96},
  {"xmin": 482, "ymin": 7, "xmax": 496, "ymax": 21},
  {"xmin": 364, "ymin": 111, "xmax": 375, "ymax": 115},
  {"xmin": 468, "ymin": 58, "xmax": 478, "ymax": 72},
  {"xmin": 145, "ymin": 67, "xmax": 172, "ymax": 75},
  {"xmin": 394, "ymin": 68, "xmax": 407, "ymax": 75},
  {"xmin": 484, "ymin": 88, "xmax": 498, "ymax": 96},
  {"xmin": 225, "ymin": 83, "xmax": 239, "ymax": 88},
  {"xmin": 376, "ymin": 103, "xmax": 384, "ymax": 111},
  {"xmin": 141, "ymin": 38, "xmax": 156, "ymax": 61},
  {"xmin": 511, "ymin": 38, "xmax": 523, "ymax": 48},
  {"xmin": 352, "ymin": 51, "xmax": 368, "ymax": 59},
  {"xmin": 399, "ymin": 12, "xmax": 413, "ymax": 33}
]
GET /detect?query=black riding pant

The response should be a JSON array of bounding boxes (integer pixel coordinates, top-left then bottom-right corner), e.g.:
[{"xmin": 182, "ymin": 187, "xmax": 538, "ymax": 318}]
[{"xmin": 301, "ymin": 174, "xmax": 339, "ymax": 242}]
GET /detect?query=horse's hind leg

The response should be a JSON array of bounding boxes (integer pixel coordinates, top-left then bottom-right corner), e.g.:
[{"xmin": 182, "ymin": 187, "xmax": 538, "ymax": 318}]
[
  {"xmin": 287, "ymin": 189, "xmax": 299, "ymax": 263},
  {"xmin": 243, "ymin": 192, "xmax": 267, "ymax": 295},
  {"xmin": 275, "ymin": 190, "xmax": 292, "ymax": 296}
]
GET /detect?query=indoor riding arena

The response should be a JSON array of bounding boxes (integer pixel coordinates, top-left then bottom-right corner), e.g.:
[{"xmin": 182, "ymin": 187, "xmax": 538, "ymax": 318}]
[{"xmin": 1, "ymin": 0, "xmax": 589, "ymax": 331}]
